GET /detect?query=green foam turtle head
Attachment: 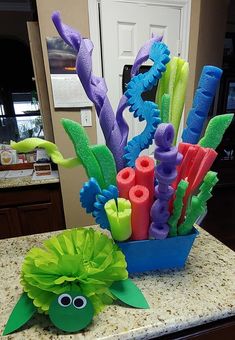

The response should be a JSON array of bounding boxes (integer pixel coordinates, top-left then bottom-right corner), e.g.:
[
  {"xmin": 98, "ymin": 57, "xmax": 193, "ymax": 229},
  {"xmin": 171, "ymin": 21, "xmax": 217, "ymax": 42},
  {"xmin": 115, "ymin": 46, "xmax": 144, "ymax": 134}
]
[
  {"xmin": 3, "ymin": 279, "xmax": 149, "ymax": 336},
  {"xmin": 48, "ymin": 292, "xmax": 94, "ymax": 332}
]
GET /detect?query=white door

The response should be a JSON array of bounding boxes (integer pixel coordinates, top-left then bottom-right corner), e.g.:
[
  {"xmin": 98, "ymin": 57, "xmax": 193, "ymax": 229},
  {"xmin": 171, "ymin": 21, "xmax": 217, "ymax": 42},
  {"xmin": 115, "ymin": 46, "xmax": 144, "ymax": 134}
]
[{"xmin": 97, "ymin": 0, "xmax": 189, "ymax": 154}]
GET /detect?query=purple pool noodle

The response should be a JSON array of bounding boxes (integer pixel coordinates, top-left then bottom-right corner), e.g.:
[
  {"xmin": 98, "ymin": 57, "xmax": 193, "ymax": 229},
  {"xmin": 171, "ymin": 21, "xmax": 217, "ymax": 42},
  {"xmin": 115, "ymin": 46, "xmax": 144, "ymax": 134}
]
[
  {"xmin": 149, "ymin": 123, "xmax": 182, "ymax": 239},
  {"xmin": 182, "ymin": 66, "xmax": 223, "ymax": 144},
  {"xmin": 52, "ymin": 12, "xmax": 163, "ymax": 171},
  {"xmin": 52, "ymin": 11, "xmax": 125, "ymax": 171}
]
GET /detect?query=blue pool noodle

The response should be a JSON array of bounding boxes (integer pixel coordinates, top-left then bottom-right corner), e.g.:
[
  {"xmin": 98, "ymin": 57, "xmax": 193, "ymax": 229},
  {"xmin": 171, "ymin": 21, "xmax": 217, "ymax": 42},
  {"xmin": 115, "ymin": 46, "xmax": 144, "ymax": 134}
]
[{"xmin": 182, "ymin": 66, "xmax": 222, "ymax": 144}]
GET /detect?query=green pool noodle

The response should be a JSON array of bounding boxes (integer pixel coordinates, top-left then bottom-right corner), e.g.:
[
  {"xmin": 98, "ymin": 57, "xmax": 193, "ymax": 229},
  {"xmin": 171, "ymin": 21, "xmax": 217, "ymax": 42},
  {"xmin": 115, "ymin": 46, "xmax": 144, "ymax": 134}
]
[
  {"xmin": 91, "ymin": 144, "xmax": 117, "ymax": 187},
  {"xmin": 168, "ymin": 57, "xmax": 179, "ymax": 119},
  {"xmin": 178, "ymin": 195, "xmax": 205, "ymax": 235},
  {"xmin": 199, "ymin": 113, "xmax": 234, "ymax": 149},
  {"xmin": 104, "ymin": 198, "xmax": 132, "ymax": 242},
  {"xmin": 62, "ymin": 119, "xmax": 105, "ymax": 189},
  {"xmin": 11, "ymin": 138, "xmax": 81, "ymax": 168},
  {"xmin": 171, "ymin": 61, "xmax": 189, "ymax": 144},
  {"xmin": 168, "ymin": 179, "xmax": 188, "ymax": 237},
  {"xmin": 156, "ymin": 57, "xmax": 189, "ymax": 143},
  {"xmin": 160, "ymin": 94, "xmax": 170, "ymax": 123},
  {"xmin": 156, "ymin": 58, "xmax": 171, "ymax": 109},
  {"xmin": 178, "ymin": 171, "xmax": 218, "ymax": 235}
]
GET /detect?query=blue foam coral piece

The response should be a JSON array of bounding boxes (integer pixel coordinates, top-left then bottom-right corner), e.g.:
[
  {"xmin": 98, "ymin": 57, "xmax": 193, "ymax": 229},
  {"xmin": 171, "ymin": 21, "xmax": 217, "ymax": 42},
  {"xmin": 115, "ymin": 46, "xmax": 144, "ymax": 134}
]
[
  {"xmin": 182, "ymin": 66, "xmax": 222, "ymax": 144},
  {"xmin": 92, "ymin": 185, "xmax": 119, "ymax": 229},
  {"xmin": 124, "ymin": 42, "xmax": 170, "ymax": 167},
  {"xmin": 80, "ymin": 177, "xmax": 101, "ymax": 213}
]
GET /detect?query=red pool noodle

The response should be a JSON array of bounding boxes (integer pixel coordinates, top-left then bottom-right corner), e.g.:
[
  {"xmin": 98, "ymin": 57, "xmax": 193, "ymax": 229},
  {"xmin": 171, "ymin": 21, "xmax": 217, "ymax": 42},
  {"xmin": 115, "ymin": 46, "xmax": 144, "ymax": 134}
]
[
  {"xmin": 116, "ymin": 167, "xmax": 136, "ymax": 199},
  {"xmin": 129, "ymin": 185, "xmax": 150, "ymax": 240},
  {"xmin": 135, "ymin": 156, "xmax": 155, "ymax": 204}
]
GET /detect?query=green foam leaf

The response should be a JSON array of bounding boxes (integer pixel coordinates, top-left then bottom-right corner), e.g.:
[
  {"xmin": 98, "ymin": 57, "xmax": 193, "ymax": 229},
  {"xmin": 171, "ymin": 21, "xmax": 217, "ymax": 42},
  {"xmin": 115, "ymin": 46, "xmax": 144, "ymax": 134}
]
[
  {"xmin": 110, "ymin": 279, "xmax": 149, "ymax": 309},
  {"xmin": 199, "ymin": 114, "xmax": 234, "ymax": 149},
  {"xmin": 61, "ymin": 119, "xmax": 106, "ymax": 188},
  {"xmin": 91, "ymin": 145, "xmax": 117, "ymax": 187},
  {"xmin": 178, "ymin": 171, "xmax": 218, "ymax": 235},
  {"xmin": 3, "ymin": 293, "xmax": 36, "ymax": 336}
]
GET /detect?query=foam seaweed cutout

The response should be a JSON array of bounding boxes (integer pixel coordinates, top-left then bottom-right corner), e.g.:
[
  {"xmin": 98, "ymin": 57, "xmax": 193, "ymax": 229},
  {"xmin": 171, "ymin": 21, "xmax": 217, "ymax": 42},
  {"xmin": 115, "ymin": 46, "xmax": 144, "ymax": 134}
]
[
  {"xmin": 110, "ymin": 279, "xmax": 149, "ymax": 309},
  {"xmin": 80, "ymin": 178, "xmax": 101, "ymax": 213},
  {"xmin": 3, "ymin": 293, "xmax": 37, "ymax": 336},
  {"xmin": 199, "ymin": 114, "xmax": 234, "ymax": 149},
  {"xmin": 168, "ymin": 179, "xmax": 188, "ymax": 237},
  {"xmin": 182, "ymin": 66, "xmax": 223, "ymax": 144},
  {"xmin": 105, "ymin": 198, "xmax": 132, "ymax": 241},
  {"xmin": 178, "ymin": 171, "xmax": 218, "ymax": 235},
  {"xmin": 124, "ymin": 42, "xmax": 170, "ymax": 166},
  {"xmin": 11, "ymin": 138, "xmax": 81, "ymax": 168},
  {"xmin": 21, "ymin": 228, "xmax": 128, "ymax": 315},
  {"xmin": 62, "ymin": 119, "xmax": 117, "ymax": 189},
  {"xmin": 156, "ymin": 57, "xmax": 189, "ymax": 144},
  {"xmin": 91, "ymin": 144, "xmax": 117, "ymax": 186},
  {"xmin": 92, "ymin": 186, "xmax": 119, "ymax": 229}
]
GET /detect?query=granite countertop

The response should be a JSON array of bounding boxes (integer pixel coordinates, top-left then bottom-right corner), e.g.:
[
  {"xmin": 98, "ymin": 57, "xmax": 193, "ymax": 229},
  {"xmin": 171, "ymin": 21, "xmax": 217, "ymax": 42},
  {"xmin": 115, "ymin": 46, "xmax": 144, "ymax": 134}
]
[
  {"xmin": 0, "ymin": 226, "xmax": 234, "ymax": 339},
  {"xmin": 0, "ymin": 175, "xmax": 59, "ymax": 189}
]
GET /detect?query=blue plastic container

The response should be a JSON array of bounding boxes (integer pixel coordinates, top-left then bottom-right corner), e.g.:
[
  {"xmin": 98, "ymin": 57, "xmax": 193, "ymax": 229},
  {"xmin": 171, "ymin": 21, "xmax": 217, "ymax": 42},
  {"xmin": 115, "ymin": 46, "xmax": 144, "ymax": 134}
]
[{"xmin": 117, "ymin": 227, "xmax": 199, "ymax": 273}]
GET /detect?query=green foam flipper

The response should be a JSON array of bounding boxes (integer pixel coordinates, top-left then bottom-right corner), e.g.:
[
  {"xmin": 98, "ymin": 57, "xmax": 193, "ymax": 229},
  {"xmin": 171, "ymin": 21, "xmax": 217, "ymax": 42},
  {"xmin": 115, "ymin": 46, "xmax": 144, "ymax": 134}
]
[
  {"xmin": 3, "ymin": 293, "xmax": 36, "ymax": 336},
  {"xmin": 110, "ymin": 279, "xmax": 149, "ymax": 309},
  {"xmin": 199, "ymin": 114, "xmax": 234, "ymax": 149}
]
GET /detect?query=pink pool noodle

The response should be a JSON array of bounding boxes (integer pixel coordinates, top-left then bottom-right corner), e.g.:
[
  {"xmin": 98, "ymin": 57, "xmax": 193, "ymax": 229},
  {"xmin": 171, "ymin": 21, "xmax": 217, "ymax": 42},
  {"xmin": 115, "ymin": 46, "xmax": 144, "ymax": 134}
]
[
  {"xmin": 129, "ymin": 185, "xmax": 150, "ymax": 240},
  {"xmin": 116, "ymin": 167, "xmax": 136, "ymax": 199},
  {"xmin": 135, "ymin": 156, "xmax": 155, "ymax": 204}
]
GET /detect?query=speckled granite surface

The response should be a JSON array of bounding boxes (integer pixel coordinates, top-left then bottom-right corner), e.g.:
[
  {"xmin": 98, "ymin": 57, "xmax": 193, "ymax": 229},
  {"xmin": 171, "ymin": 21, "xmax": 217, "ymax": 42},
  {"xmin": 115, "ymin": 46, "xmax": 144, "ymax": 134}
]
[
  {"xmin": 0, "ymin": 226, "xmax": 234, "ymax": 339},
  {"xmin": 0, "ymin": 175, "xmax": 59, "ymax": 189}
]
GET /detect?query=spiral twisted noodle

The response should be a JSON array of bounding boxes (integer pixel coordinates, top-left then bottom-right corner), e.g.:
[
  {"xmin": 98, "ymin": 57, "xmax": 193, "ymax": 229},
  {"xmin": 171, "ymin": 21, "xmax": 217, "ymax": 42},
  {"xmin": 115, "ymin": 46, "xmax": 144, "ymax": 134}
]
[
  {"xmin": 124, "ymin": 42, "xmax": 170, "ymax": 167},
  {"xmin": 52, "ymin": 11, "xmax": 125, "ymax": 171}
]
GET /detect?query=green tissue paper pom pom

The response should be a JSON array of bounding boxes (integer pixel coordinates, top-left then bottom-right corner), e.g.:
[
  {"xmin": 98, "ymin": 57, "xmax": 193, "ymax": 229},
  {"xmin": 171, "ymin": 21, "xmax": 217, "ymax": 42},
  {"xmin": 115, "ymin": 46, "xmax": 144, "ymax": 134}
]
[{"xmin": 21, "ymin": 228, "xmax": 128, "ymax": 314}]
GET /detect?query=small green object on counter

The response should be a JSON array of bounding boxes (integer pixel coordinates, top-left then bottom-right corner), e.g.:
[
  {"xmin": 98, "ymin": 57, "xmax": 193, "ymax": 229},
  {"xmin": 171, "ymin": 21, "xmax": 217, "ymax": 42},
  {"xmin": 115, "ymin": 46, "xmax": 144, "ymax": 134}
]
[
  {"xmin": 168, "ymin": 179, "xmax": 188, "ymax": 236},
  {"xmin": 105, "ymin": 198, "xmax": 132, "ymax": 241},
  {"xmin": 199, "ymin": 113, "xmax": 234, "ymax": 149}
]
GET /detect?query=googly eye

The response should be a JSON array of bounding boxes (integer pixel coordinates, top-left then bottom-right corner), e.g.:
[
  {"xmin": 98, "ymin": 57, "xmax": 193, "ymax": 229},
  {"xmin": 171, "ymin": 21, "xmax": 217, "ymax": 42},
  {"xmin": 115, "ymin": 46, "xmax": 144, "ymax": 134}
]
[
  {"xmin": 58, "ymin": 293, "xmax": 72, "ymax": 307},
  {"xmin": 73, "ymin": 296, "xmax": 87, "ymax": 309}
]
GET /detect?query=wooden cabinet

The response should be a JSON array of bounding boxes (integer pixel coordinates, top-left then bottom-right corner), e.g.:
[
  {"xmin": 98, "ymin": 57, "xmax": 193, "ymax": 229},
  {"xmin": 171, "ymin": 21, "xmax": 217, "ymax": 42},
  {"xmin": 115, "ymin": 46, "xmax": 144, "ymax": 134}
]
[{"xmin": 0, "ymin": 183, "xmax": 65, "ymax": 239}]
